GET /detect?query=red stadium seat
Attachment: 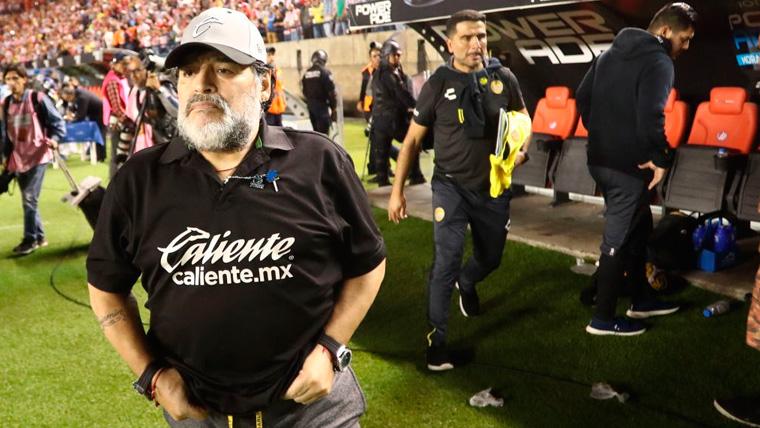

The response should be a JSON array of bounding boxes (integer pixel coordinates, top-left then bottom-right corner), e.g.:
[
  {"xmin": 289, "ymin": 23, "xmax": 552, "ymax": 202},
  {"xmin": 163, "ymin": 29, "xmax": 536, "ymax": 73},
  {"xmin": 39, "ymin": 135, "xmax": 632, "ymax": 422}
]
[
  {"xmin": 514, "ymin": 86, "xmax": 579, "ymax": 190},
  {"xmin": 663, "ymin": 87, "xmax": 758, "ymax": 213},
  {"xmin": 531, "ymin": 86, "xmax": 578, "ymax": 140},
  {"xmin": 552, "ymin": 116, "xmax": 596, "ymax": 197},
  {"xmin": 686, "ymin": 87, "xmax": 757, "ymax": 154},
  {"xmin": 664, "ymin": 89, "xmax": 689, "ymax": 149}
]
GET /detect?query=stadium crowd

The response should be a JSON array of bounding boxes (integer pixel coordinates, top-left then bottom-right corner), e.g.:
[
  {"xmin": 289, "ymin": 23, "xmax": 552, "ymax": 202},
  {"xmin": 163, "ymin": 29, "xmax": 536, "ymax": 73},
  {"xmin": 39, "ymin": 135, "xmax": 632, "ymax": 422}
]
[{"xmin": 0, "ymin": 0, "xmax": 354, "ymax": 67}]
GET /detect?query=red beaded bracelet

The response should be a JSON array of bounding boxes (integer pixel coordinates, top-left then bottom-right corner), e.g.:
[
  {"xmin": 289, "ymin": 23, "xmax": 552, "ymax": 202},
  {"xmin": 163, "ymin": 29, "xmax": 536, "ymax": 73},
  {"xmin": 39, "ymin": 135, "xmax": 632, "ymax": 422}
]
[{"xmin": 150, "ymin": 367, "xmax": 167, "ymax": 406}]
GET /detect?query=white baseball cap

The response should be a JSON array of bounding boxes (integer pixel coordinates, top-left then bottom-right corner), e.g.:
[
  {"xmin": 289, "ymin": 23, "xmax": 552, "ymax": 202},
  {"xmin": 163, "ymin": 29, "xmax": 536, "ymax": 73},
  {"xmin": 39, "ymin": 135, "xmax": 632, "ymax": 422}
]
[{"xmin": 165, "ymin": 7, "xmax": 267, "ymax": 69}]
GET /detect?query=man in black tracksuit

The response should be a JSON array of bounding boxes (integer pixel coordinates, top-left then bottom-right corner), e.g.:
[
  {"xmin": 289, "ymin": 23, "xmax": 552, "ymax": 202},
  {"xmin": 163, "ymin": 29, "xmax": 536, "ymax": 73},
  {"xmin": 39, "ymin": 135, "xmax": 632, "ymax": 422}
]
[
  {"xmin": 388, "ymin": 10, "xmax": 529, "ymax": 370},
  {"xmin": 577, "ymin": 2, "xmax": 697, "ymax": 336},
  {"xmin": 370, "ymin": 40, "xmax": 425, "ymax": 187},
  {"xmin": 301, "ymin": 49, "xmax": 337, "ymax": 135}
]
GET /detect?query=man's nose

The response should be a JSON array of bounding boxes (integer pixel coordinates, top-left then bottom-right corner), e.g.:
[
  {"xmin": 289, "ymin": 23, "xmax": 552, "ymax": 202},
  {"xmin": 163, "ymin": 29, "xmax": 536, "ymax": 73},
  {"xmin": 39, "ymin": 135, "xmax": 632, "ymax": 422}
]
[{"xmin": 193, "ymin": 64, "xmax": 217, "ymax": 94}]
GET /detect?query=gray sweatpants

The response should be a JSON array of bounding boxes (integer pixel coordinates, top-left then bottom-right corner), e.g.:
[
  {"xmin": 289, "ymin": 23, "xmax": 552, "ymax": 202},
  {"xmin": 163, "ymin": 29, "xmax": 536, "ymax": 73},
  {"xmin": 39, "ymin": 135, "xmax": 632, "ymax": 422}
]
[{"xmin": 163, "ymin": 368, "xmax": 366, "ymax": 428}]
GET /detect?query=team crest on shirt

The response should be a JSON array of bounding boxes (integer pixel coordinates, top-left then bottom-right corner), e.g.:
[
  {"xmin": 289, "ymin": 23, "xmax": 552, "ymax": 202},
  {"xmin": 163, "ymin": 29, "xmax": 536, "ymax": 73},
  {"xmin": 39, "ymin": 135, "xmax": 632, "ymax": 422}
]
[{"xmin": 490, "ymin": 80, "xmax": 504, "ymax": 95}]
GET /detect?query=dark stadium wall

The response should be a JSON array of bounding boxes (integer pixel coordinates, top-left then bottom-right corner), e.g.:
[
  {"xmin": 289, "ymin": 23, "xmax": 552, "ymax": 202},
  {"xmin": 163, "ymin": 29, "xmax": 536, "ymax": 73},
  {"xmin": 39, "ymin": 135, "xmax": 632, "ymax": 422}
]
[{"xmin": 354, "ymin": 0, "xmax": 760, "ymax": 121}]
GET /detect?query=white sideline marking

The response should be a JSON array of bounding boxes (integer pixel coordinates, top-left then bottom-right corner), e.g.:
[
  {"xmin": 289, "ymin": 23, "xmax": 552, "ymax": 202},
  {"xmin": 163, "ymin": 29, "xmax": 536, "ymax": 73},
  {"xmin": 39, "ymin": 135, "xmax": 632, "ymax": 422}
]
[{"xmin": 0, "ymin": 222, "xmax": 50, "ymax": 230}]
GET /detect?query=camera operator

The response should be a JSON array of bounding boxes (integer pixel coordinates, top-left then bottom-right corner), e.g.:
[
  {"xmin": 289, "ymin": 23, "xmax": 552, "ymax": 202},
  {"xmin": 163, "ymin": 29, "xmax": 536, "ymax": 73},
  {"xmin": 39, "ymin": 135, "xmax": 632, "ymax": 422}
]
[
  {"xmin": 101, "ymin": 53, "xmax": 133, "ymax": 177},
  {"xmin": 60, "ymin": 81, "xmax": 107, "ymax": 162},
  {"xmin": 124, "ymin": 53, "xmax": 178, "ymax": 152}
]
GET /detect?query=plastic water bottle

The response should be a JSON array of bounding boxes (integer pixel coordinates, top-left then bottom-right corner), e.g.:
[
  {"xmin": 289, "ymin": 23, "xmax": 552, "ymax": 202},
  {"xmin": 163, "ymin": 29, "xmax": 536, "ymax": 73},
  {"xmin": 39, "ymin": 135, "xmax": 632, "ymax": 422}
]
[
  {"xmin": 713, "ymin": 222, "xmax": 736, "ymax": 254},
  {"xmin": 703, "ymin": 300, "xmax": 730, "ymax": 317}
]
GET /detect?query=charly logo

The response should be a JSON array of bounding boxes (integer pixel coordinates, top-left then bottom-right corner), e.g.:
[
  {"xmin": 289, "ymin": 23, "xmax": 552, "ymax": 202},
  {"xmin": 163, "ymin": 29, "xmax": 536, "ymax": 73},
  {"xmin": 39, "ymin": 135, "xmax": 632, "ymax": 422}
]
[
  {"xmin": 444, "ymin": 88, "xmax": 456, "ymax": 100},
  {"xmin": 717, "ymin": 131, "xmax": 729, "ymax": 141},
  {"xmin": 193, "ymin": 16, "xmax": 224, "ymax": 38}
]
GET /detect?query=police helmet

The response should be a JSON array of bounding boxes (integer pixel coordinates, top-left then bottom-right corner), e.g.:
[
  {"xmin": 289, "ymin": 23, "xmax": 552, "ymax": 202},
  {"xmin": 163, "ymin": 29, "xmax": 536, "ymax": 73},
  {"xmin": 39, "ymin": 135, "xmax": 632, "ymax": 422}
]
[
  {"xmin": 311, "ymin": 49, "xmax": 328, "ymax": 66},
  {"xmin": 380, "ymin": 40, "xmax": 402, "ymax": 59}
]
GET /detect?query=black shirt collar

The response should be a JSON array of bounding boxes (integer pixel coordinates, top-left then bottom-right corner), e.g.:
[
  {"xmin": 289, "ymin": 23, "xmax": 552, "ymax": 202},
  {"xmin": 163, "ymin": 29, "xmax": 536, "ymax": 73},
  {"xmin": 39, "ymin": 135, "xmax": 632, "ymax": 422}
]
[{"xmin": 159, "ymin": 119, "xmax": 294, "ymax": 165}]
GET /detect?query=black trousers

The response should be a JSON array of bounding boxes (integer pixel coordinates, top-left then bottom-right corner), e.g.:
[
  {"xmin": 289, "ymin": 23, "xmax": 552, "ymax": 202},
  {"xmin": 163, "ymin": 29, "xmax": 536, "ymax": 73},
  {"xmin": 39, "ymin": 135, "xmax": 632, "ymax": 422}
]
[
  {"xmin": 370, "ymin": 115, "xmax": 421, "ymax": 182},
  {"xmin": 96, "ymin": 124, "xmax": 107, "ymax": 161},
  {"xmin": 307, "ymin": 106, "xmax": 331, "ymax": 135},
  {"xmin": 589, "ymin": 165, "xmax": 654, "ymax": 321},
  {"xmin": 427, "ymin": 176, "xmax": 511, "ymax": 346}
]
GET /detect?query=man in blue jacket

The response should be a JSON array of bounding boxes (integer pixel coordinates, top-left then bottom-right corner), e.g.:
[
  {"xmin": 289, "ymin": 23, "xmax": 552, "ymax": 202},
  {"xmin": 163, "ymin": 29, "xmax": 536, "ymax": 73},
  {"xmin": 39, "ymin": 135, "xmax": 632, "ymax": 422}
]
[{"xmin": 576, "ymin": 3, "xmax": 697, "ymax": 336}]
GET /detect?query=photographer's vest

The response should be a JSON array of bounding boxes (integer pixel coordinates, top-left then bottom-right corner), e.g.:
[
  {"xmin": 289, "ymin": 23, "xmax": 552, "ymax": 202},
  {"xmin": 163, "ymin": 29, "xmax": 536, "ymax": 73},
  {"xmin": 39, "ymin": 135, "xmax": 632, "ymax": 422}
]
[
  {"xmin": 101, "ymin": 70, "xmax": 128, "ymax": 125},
  {"xmin": 268, "ymin": 67, "xmax": 287, "ymax": 115},
  {"xmin": 4, "ymin": 90, "xmax": 52, "ymax": 173}
]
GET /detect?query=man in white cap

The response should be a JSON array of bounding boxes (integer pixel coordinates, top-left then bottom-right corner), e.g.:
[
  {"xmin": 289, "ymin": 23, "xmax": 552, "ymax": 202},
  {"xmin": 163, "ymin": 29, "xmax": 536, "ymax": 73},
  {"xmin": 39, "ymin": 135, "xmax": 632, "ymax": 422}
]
[{"xmin": 86, "ymin": 8, "xmax": 386, "ymax": 427}]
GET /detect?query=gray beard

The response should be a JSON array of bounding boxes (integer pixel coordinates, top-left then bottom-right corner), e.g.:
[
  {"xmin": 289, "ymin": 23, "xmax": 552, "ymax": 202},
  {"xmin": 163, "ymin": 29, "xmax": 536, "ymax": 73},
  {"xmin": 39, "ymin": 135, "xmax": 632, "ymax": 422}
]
[{"xmin": 177, "ymin": 93, "xmax": 259, "ymax": 153}]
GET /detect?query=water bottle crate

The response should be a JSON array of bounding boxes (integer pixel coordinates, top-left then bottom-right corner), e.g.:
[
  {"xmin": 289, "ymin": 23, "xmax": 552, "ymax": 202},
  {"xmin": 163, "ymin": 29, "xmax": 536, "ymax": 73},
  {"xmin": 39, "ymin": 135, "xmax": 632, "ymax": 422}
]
[{"xmin": 697, "ymin": 247, "xmax": 738, "ymax": 272}]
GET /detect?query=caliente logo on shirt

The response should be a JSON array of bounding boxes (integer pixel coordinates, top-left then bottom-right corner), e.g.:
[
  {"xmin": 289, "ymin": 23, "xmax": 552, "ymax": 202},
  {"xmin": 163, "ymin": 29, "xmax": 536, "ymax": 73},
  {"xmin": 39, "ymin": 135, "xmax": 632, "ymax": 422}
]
[{"xmin": 158, "ymin": 227, "xmax": 295, "ymax": 286}]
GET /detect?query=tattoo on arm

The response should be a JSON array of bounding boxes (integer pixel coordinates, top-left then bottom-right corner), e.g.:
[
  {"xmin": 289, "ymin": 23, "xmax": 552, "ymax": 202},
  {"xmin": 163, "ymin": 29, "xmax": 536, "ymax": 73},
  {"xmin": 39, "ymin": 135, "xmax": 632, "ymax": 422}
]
[{"xmin": 98, "ymin": 309, "xmax": 127, "ymax": 330}]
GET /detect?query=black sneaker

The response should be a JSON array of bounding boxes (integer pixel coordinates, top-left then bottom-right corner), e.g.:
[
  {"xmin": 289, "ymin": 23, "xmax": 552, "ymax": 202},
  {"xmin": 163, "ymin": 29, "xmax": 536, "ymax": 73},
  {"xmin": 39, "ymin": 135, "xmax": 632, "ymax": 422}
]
[
  {"xmin": 585, "ymin": 317, "xmax": 646, "ymax": 336},
  {"xmin": 12, "ymin": 239, "xmax": 38, "ymax": 255},
  {"xmin": 36, "ymin": 238, "xmax": 48, "ymax": 248},
  {"xmin": 455, "ymin": 282, "xmax": 480, "ymax": 317},
  {"xmin": 426, "ymin": 344, "xmax": 454, "ymax": 371},
  {"xmin": 714, "ymin": 396, "xmax": 760, "ymax": 427},
  {"xmin": 626, "ymin": 300, "xmax": 680, "ymax": 319}
]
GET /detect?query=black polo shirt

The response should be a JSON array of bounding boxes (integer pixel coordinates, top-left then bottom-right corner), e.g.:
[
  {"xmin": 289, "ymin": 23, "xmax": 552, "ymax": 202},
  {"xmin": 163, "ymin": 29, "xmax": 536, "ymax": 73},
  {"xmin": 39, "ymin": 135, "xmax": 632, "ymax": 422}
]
[
  {"xmin": 86, "ymin": 122, "xmax": 386, "ymax": 416},
  {"xmin": 413, "ymin": 62, "xmax": 525, "ymax": 193}
]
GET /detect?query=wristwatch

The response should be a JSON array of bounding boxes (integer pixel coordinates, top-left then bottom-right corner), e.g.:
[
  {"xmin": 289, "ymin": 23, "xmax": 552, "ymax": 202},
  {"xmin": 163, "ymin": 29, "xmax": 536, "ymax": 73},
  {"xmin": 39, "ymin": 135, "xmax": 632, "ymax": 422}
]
[
  {"xmin": 132, "ymin": 359, "xmax": 167, "ymax": 400},
  {"xmin": 318, "ymin": 333, "xmax": 352, "ymax": 372}
]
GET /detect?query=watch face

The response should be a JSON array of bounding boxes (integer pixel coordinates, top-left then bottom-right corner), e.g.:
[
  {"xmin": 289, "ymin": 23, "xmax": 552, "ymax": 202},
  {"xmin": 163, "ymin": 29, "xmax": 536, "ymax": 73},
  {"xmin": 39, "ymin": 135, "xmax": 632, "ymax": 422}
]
[{"xmin": 337, "ymin": 348, "xmax": 352, "ymax": 371}]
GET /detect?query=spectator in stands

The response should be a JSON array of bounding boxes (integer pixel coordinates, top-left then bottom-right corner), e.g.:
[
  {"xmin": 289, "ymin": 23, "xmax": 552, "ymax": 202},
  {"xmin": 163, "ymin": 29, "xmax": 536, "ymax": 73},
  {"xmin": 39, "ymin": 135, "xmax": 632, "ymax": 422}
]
[
  {"xmin": 311, "ymin": 0, "xmax": 326, "ymax": 38},
  {"xmin": 265, "ymin": 6, "xmax": 278, "ymax": 44},
  {"xmin": 266, "ymin": 47, "xmax": 287, "ymax": 127},
  {"xmin": 333, "ymin": 0, "xmax": 349, "ymax": 36},
  {"xmin": 300, "ymin": 0, "xmax": 314, "ymax": 40},
  {"xmin": 284, "ymin": 3, "xmax": 302, "ymax": 41},
  {"xmin": 713, "ymin": 264, "xmax": 760, "ymax": 426},
  {"xmin": 60, "ymin": 82, "xmax": 106, "ymax": 161},
  {"xmin": 322, "ymin": 0, "xmax": 335, "ymax": 38},
  {"xmin": 576, "ymin": 2, "xmax": 697, "ymax": 336},
  {"xmin": 2, "ymin": 63, "xmax": 66, "ymax": 255},
  {"xmin": 101, "ymin": 53, "xmax": 133, "ymax": 177},
  {"xmin": 388, "ymin": 10, "xmax": 529, "ymax": 371},
  {"xmin": 273, "ymin": 7, "xmax": 286, "ymax": 43}
]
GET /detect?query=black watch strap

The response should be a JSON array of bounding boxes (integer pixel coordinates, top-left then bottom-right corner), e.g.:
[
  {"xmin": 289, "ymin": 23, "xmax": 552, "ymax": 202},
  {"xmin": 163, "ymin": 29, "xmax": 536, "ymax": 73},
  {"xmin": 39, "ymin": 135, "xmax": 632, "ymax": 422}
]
[
  {"xmin": 318, "ymin": 333, "xmax": 342, "ymax": 356},
  {"xmin": 133, "ymin": 359, "xmax": 167, "ymax": 400},
  {"xmin": 318, "ymin": 333, "xmax": 350, "ymax": 371}
]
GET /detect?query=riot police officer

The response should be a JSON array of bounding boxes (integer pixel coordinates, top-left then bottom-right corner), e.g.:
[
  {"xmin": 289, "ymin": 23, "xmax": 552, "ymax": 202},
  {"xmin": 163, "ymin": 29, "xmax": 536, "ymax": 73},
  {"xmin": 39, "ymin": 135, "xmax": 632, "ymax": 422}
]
[
  {"xmin": 370, "ymin": 39, "xmax": 425, "ymax": 187},
  {"xmin": 301, "ymin": 49, "xmax": 337, "ymax": 134}
]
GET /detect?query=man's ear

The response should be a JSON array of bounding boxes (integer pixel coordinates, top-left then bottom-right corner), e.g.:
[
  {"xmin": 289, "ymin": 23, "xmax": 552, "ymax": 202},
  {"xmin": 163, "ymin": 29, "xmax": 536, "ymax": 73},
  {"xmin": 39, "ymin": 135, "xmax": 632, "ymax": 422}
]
[
  {"xmin": 660, "ymin": 25, "xmax": 673, "ymax": 40},
  {"xmin": 446, "ymin": 38, "xmax": 454, "ymax": 55}
]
